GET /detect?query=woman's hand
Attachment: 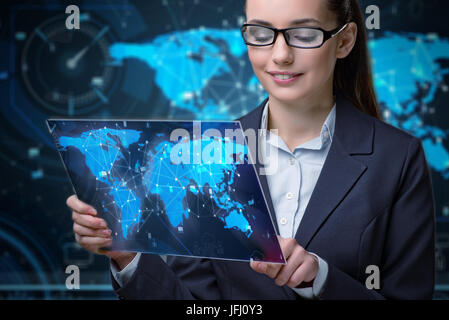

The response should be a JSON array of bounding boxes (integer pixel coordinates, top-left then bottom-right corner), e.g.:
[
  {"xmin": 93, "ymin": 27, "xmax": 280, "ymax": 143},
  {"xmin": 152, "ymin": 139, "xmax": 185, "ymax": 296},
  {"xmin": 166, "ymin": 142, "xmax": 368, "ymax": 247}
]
[
  {"xmin": 250, "ymin": 236, "xmax": 319, "ymax": 288},
  {"xmin": 66, "ymin": 194, "xmax": 136, "ymax": 270}
]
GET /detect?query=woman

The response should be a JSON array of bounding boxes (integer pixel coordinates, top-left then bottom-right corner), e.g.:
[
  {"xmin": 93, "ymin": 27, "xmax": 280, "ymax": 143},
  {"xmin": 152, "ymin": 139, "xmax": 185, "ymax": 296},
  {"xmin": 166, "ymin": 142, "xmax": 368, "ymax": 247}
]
[{"xmin": 66, "ymin": 0, "xmax": 435, "ymax": 299}]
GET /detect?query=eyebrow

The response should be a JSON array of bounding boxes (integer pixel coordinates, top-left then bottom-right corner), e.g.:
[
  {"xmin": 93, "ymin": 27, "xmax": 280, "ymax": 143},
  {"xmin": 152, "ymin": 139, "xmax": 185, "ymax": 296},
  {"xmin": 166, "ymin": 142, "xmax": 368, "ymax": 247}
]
[{"xmin": 246, "ymin": 18, "xmax": 321, "ymax": 27}]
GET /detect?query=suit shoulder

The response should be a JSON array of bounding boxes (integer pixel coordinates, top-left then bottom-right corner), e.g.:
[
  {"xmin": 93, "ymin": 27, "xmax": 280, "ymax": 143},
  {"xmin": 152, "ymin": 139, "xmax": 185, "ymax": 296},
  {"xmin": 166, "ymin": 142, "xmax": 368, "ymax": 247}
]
[{"xmin": 371, "ymin": 116, "xmax": 420, "ymax": 146}]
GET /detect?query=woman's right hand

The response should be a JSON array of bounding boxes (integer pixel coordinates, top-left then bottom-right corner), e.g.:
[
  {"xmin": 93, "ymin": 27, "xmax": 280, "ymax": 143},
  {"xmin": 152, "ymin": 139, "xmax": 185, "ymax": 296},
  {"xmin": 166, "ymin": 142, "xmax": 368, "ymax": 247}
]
[{"xmin": 66, "ymin": 194, "xmax": 136, "ymax": 270}]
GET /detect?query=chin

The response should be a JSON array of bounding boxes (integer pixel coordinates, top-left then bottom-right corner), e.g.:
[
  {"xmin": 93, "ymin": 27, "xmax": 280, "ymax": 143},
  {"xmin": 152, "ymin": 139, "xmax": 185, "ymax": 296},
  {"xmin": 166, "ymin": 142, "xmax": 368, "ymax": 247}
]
[{"xmin": 268, "ymin": 87, "xmax": 308, "ymax": 104}]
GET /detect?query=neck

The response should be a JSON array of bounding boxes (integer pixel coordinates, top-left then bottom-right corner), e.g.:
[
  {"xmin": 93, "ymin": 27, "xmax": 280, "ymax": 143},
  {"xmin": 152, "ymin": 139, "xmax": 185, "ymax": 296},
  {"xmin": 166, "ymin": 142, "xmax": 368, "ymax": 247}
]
[{"xmin": 267, "ymin": 90, "xmax": 335, "ymax": 150}]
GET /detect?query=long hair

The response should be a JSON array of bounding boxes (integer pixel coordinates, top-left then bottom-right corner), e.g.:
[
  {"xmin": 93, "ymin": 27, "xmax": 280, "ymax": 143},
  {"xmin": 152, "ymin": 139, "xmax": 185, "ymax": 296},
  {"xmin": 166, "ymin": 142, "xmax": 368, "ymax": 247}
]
[
  {"xmin": 243, "ymin": 0, "xmax": 382, "ymax": 120},
  {"xmin": 326, "ymin": 0, "xmax": 381, "ymax": 119}
]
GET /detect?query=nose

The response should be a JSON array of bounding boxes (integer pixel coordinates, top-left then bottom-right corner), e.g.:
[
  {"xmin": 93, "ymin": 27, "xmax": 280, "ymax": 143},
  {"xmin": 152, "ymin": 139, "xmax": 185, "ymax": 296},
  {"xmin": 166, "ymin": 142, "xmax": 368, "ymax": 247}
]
[{"xmin": 272, "ymin": 32, "xmax": 294, "ymax": 65}]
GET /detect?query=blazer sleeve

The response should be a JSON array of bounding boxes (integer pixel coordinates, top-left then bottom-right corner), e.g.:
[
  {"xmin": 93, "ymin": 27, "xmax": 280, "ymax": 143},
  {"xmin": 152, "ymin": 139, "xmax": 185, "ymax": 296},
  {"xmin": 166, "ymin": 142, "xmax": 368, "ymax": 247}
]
[
  {"xmin": 111, "ymin": 254, "xmax": 222, "ymax": 300},
  {"xmin": 319, "ymin": 137, "xmax": 435, "ymax": 300}
]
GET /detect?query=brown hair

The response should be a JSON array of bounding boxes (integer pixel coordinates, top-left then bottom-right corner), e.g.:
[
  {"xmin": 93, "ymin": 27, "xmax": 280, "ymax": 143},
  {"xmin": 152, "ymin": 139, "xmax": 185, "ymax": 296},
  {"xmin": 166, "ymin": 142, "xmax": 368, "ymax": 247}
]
[
  {"xmin": 244, "ymin": 0, "xmax": 382, "ymax": 120},
  {"xmin": 327, "ymin": 0, "xmax": 381, "ymax": 119}
]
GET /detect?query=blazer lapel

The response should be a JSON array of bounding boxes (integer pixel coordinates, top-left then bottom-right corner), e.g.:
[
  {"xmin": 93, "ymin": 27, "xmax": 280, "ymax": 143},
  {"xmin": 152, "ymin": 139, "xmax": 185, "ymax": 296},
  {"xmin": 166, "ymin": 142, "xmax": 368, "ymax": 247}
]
[{"xmin": 294, "ymin": 93, "xmax": 374, "ymax": 248}]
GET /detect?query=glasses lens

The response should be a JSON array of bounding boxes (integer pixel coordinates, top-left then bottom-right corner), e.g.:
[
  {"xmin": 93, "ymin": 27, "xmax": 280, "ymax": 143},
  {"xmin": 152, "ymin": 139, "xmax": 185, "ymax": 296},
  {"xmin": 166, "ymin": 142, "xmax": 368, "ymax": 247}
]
[
  {"xmin": 287, "ymin": 28, "xmax": 324, "ymax": 47},
  {"xmin": 243, "ymin": 25, "xmax": 274, "ymax": 45}
]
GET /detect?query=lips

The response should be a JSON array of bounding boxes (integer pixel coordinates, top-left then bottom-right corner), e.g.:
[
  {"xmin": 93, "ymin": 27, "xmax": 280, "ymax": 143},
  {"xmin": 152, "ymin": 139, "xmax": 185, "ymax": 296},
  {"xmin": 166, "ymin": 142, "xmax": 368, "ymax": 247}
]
[
  {"xmin": 268, "ymin": 71, "xmax": 301, "ymax": 76},
  {"xmin": 268, "ymin": 71, "xmax": 303, "ymax": 84}
]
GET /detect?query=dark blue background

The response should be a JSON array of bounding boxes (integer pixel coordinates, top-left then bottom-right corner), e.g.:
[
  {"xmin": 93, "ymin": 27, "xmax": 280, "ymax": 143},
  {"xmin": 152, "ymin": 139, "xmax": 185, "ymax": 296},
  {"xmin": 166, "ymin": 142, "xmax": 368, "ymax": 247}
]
[{"xmin": 0, "ymin": 0, "xmax": 448, "ymax": 299}]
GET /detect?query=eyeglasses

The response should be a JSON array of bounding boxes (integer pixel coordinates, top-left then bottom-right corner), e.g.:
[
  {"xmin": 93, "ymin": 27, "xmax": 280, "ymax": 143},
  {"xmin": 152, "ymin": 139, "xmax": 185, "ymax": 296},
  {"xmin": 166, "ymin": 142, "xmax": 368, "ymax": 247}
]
[{"xmin": 241, "ymin": 23, "xmax": 349, "ymax": 49}]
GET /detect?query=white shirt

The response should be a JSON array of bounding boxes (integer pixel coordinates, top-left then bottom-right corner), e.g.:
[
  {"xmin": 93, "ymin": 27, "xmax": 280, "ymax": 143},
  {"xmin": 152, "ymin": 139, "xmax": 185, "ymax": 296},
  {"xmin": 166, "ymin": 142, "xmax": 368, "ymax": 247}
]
[{"xmin": 260, "ymin": 100, "xmax": 335, "ymax": 298}]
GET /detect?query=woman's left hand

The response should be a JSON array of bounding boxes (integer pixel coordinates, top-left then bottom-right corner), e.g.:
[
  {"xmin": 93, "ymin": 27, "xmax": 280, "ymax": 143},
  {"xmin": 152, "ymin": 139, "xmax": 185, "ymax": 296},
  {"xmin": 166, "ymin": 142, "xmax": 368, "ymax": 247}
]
[{"xmin": 250, "ymin": 236, "xmax": 319, "ymax": 288}]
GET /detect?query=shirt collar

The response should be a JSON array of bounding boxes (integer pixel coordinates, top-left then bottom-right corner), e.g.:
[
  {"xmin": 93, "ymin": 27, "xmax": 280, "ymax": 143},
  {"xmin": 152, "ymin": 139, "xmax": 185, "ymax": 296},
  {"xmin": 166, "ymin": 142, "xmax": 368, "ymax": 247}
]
[{"xmin": 260, "ymin": 99, "xmax": 336, "ymax": 151}]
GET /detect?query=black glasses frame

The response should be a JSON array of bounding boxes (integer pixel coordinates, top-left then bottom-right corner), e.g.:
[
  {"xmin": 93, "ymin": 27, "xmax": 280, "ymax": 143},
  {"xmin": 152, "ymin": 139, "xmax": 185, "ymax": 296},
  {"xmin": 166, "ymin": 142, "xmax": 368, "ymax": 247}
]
[{"xmin": 240, "ymin": 23, "xmax": 349, "ymax": 49}]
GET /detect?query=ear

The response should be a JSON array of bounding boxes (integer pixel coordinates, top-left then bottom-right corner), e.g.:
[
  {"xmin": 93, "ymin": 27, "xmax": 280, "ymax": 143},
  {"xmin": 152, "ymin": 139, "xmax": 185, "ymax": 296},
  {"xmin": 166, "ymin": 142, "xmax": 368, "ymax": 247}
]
[{"xmin": 336, "ymin": 22, "xmax": 357, "ymax": 59}]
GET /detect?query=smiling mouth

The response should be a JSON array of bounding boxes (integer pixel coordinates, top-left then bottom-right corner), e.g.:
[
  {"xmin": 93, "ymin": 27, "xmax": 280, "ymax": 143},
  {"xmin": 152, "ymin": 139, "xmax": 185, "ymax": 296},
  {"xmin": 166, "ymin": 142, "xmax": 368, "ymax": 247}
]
[
  {"xmin": 267, "ymin": 71, "xmax": 303, "ymax": 80},
  {"xmin": 272, "ymin": 74, "xmax": 299, "ymax": 80},
  {"xmin": 268, "ymin": 72, "xmax": 303, "ymax": 83}
]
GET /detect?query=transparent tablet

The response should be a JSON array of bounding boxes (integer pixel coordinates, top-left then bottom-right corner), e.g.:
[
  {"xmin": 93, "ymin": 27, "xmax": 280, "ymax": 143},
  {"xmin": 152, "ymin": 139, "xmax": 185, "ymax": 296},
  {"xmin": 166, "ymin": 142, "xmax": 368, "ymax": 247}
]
[{"xmin": 47, "ymin": 119, "xmax": 285, "ymax": 264}]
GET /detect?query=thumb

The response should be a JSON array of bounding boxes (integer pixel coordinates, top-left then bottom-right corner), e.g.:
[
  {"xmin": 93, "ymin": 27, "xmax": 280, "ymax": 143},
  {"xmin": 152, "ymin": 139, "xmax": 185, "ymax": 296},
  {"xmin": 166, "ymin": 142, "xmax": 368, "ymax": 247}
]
[{"xmin": 250, "ymin": 261, "xmax": 267, "ymax": 273}]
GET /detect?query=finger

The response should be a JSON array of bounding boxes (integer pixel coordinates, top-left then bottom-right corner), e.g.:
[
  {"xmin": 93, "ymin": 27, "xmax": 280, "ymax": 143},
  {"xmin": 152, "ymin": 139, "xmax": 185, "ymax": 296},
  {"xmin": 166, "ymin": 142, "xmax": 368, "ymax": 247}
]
[
  {"xmin": 250, "ymin": 261, "xmax": 282, "ymax": 279},
  {"xmin": 66, "ymin": 195, "xmax": 97, "ymax": 216},
  {"xmin": 73, "ymin": 222, "xmax": 111, "ymax": 238},
  {"xmin": 77, "ymin": 235, "xmax": 112, "ymax": 248},
  {"xmin": 287, "ymin": 256, "xmax": 318, "ymax": 288},
  {"xmin": 251, "ymin": 237, "xmax": 297, "ymax": 279},
  {"xmin": 250, "ymin": 261, "xmax": 267, "ymax": 274},
  {"xmin": 279, "ymin": 237, "xmax": 298, "ymax": 260},
  {"xmin": 275, "ymin": 248, "xmax": 306, "ymax": 286},
  {"xmin": 265, "ymin": 262, "xmax": 283, "ymax": 279},
  {"xmin": 72, "ymin": 211, "xmax": 108, "ymax": 229},
  {"xmin": 74, "ymin": 233, "xmax": 112, "ymax": 255}
]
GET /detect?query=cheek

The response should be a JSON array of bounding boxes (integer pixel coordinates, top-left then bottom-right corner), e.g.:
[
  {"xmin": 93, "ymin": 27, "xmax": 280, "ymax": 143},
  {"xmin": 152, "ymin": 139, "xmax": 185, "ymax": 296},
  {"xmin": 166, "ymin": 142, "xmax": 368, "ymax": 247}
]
[
  {"xmin": 301, "ymin": 48, "xmax": 335, "ymax": 82},
  {"xmin": 248, "ymin": 48, "xmax": 272, "ymax": 87},
  {"xmin": 248, "ymin": 48, "xmax": 267, "ymax": 73}
]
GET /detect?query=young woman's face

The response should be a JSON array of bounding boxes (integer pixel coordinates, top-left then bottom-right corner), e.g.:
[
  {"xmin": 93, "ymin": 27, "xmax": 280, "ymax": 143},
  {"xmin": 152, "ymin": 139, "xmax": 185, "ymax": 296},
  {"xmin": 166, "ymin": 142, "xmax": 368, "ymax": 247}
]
[{"xmin": 245, "ymin": 0, "xmax": 342, "ymax": 104}]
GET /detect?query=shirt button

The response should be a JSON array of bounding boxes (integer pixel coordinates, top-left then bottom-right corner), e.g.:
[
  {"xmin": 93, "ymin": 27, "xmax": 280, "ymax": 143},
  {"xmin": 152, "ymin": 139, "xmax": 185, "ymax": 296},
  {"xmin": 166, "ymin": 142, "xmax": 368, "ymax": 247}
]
[
  {"xmin": 286, "ymin": 192, "xmax": 293, "ymax": 200},
  {"xmin": 323, "ymin": 131, "xmax": 329, "ymax": 139},
  {"xmin": 289, "ymin": 158, "xmax": 295, "ymax": 165},
  {"xmin": 280, "ymin": 217, "xmax": 288, "ymax": 225}
]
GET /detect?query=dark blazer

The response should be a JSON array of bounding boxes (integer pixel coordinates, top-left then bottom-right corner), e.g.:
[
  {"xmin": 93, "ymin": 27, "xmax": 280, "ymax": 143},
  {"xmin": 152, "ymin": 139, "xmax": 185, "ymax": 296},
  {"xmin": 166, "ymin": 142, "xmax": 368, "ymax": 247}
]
[{"xmin": 111, "ymin": 93, "xmax": 435, "ymax": 300}]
